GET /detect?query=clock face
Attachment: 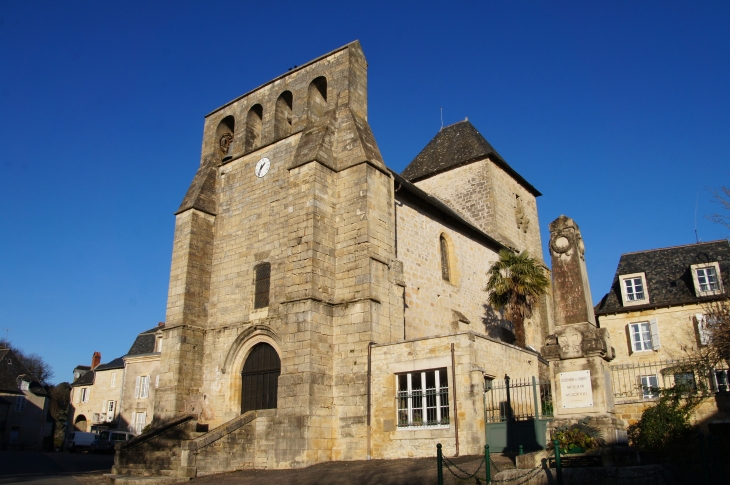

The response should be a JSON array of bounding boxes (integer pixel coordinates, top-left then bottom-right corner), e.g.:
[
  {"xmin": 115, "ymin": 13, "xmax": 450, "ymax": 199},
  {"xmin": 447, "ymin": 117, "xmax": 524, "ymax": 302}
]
[{"xmin": 255, "ymin": 157, "xmax": 270, "ymax": 178}]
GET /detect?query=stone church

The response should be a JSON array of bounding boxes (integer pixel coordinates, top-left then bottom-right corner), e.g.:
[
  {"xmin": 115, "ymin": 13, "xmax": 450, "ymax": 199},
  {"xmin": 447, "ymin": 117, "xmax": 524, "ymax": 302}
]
[{"xmin": 115, "ymin": 41, "xmax": 550, "ymax": 477}]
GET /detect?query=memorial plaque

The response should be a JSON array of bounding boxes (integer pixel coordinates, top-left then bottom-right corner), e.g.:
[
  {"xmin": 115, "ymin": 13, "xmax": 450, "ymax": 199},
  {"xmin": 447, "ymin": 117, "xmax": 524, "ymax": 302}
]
[{"xmin": 560, "ymin": 370, "xmax": 593, "ymax": 408}]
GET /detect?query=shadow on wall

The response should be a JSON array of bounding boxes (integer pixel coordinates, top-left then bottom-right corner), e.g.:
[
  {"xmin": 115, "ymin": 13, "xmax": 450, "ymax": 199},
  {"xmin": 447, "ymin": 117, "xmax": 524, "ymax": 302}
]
[{"xmin": 482, "ymin": 304, "xmax": 516, "ymax": 345}]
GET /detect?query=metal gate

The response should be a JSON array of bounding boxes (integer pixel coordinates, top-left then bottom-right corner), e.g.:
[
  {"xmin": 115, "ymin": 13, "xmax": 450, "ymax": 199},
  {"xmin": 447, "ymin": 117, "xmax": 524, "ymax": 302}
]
[{"xmin": 484, "ymin": 375, "xmax": 553, "ymax": 452}]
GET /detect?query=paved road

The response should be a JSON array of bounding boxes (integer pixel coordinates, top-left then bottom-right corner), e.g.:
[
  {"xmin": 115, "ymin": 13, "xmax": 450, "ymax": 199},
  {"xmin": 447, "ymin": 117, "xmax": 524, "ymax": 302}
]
[{"xmin": 0, "ymin": 451, "xmax": 113, "ymax": 485}]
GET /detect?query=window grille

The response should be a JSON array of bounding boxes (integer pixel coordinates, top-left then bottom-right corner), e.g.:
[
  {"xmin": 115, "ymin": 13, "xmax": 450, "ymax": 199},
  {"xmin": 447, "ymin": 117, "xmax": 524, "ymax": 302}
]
[
  {"xmin": 640, "ymin": 375, "xmax": 659, "ymax": 399},
  {"xmin": 254, "ymin": 263, "xmax": 271, "ymax": 309},
  {"xmin": 397, "ymin": 368, "xmax": 449, "ymax": 428}
]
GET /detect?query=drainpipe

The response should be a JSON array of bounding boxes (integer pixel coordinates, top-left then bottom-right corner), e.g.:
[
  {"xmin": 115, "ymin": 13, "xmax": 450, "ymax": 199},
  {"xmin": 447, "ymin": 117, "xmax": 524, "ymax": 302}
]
[
  {"xmin": 451, "ymin": 343, "xmax": 459, "ymax": 456},
  {"xmin": 367, "ymin": 342, "xmax": 374, "ymax": 460}
]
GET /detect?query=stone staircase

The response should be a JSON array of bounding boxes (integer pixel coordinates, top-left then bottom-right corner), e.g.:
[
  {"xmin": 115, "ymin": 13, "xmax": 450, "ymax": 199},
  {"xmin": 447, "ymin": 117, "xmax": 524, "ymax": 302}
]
[
  {"xmin": 107, "ymin": 410, "xmax": 275, "ymax": 483},
  {"xmin": 108, "ymin": 414, "xmax": 200, "ymax": 484}
]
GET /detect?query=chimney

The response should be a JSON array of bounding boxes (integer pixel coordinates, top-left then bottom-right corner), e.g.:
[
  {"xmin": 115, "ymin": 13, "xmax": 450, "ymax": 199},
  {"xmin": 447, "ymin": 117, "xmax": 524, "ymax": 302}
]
[
  {"xmin": 91, "ymin": 351, "xmax": 101, "ymax": 370},
  {"xmin": 158, "ymin": 322, "xmax": 165, "ymax": 328}
]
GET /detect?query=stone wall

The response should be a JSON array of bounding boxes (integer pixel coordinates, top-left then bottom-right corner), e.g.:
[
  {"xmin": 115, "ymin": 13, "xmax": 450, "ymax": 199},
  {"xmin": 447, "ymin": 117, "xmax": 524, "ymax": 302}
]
[
  {"xmin": 413, "ymin": 159, "xmax": 543, "ymax": 260},
  {"xmin": 396, "ymin": 193, "xmax": 545, "ymax": 349},
  {"xmin": 370, "ymin": 332, "xmax": 540, "ymax": 459}
]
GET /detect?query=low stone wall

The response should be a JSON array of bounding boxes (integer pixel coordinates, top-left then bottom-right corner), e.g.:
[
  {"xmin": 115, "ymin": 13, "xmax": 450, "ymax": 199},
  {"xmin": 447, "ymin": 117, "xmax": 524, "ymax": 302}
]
[{"xmin": 615, "ymin": 394, "xmax": 730, "ymax": 430}]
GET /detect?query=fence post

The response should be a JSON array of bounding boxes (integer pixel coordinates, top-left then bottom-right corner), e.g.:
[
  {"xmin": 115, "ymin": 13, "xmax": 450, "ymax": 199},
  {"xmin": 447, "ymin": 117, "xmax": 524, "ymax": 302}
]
[
  {"xmin": 532, "ymin": 376, "xmax": 542, "ymax": 450},
  {"xmin": 437, "ymin": 443, "xmax": 443, "ymax": 485},
  {"xmin": 485, "ymin": 444, "xmax": 490, "ymax": 484},
  {"xmin": 698, "ymin": 432, "xmax": 710, "ymax": 485},
  {"xmin": 553, "ymin": 439, "xmax": 563, "ymax": 485}
]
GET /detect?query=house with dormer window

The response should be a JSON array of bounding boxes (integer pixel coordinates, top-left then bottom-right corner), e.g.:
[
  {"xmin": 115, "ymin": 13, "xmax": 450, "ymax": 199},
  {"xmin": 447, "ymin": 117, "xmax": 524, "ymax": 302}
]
[{"xmin": 595, "ymin": 240, "xmax": 730, "ymax": 430}]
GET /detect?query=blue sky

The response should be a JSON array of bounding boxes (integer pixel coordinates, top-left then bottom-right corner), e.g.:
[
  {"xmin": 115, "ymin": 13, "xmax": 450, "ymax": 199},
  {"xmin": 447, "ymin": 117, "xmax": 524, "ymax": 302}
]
[{"xmin": 1, "ymin": 1, "xmax": 728, "ymax": 383}]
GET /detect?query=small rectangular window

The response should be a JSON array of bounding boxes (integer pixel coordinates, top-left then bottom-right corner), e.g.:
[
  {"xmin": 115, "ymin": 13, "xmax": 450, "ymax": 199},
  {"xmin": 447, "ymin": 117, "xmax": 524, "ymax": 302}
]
[
  {"xmin": 134, "ymin": 376, "xmax": 141, "ymax": 399},
  {"xmin": 15, "ymin": 396, "xmax": 26, "ymax": 412},
  {"xmin": 20, "ymin": 380, "xmax": 29, "ymax": 391},
  {"xmin": 110, "ymin": 372, "xmax": 117, "ymax": 388},
  {"xmin": 624, "ymin": 277, "xmax": 645, "ymax": 301},
  {"xmin": 696, "ymin": 267, "xmax": 718, "ymax": 293},
  {"xmin": 692, "ymin": 263, "xmax": 723, "ymax": 296},
  {"xmin": 81, "ymin": 388, "xmax": 90, "ymax": 403},
  {"xmin": 254, "ymin": 263, "xmax": 271, "ymax": 309},
  {"xmin": 674, "ymin": 372, "xmax": 696, "ymax": 391},
  {"xmin": 155, "ymin": 375, "xmax": 160, "ymax": 388},
  {"xmin": 640, "ymin": 375, "xmax": 659, "ymax": 399},
  {"xmin": 629, "ymin": 322, "xmax": 653, "ymax": 352}
]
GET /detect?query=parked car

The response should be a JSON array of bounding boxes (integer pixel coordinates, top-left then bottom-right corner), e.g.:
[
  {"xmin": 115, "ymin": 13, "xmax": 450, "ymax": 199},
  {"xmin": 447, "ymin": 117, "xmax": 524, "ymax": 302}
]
[
  {"xmin": 90, "ymin": 430, "xmax": 133, "ymax": 453},
  {"xmin": 65, "ymin": 431, "xmax": 98, "ymax": 452}
]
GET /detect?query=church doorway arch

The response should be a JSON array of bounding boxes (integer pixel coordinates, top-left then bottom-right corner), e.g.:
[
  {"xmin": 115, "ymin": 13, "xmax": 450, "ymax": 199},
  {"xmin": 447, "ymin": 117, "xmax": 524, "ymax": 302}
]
[{"xmin": 240, "ymin": 342, "xmax": 280, "ymax": 414}]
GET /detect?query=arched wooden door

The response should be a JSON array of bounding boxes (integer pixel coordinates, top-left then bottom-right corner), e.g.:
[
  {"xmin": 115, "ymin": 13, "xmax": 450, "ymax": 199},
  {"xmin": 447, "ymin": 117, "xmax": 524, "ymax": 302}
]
[{"xmin": 241, "ymin": 343, "xmax": 280, "ymax": 414}]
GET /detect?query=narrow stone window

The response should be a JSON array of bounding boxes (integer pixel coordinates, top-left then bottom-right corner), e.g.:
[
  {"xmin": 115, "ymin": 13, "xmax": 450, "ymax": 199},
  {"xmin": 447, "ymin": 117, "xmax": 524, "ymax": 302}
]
[
  {"xmin": 307, "ymin": 76, "xmax": 327, "ymax": 122},
  {"xmin": 244, "ymin": 104, "xmax": 263, "ymax": 152},
  {"xmin": 216, "ymin": 115, "xmax": 235, "ymax": 162},
  {"xmin": 440, "ymin": 235, "xmax": 450, "ymax": 282},
  {"xmin": 253, "ymin": 262, "xmax": 271, "ymax": 309},
  {"xmin": 274, "ymin": 90, "xmax": 293, "ymax": 139}
]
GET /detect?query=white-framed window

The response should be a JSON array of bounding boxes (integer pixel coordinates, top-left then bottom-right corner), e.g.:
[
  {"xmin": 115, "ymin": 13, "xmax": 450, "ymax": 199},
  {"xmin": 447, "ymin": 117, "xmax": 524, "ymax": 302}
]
[
  {"xmin": 107, "ymin": 400, "xmax": 116, "ymax": 414},
  {"xmin": 396, "ymin": 368, "xmax": 450, "ymax": 428},
  {"xmin": 155, "ymin": 337, "xmax": 163, "ymax": 353},
  {"xmin": 15, "ymin": 396, "xmax": 26, "ymax": 412},
  {"xmin": 135, "ymin": 375, "xmax": 150, "ymax": 399},
  {"xmin": 619, "ymin": 272, "xmax": 649, "ymax": 306},
  {"xmin": 81, "ymin": 388, "xmax": 90, "ymax": 403},
  {"xmin": 155, "ymin": 375, "xmax": 160, "ymax": 389},
  {"xmin": 628, "ymin": 320, "xmax": 661, "ymax": 352},
  {"xmin": 640, "ymin": 375, "xmax": 659, "ymax": 399},
  {"xmin": 691, "ymin": 262, "xmax": 723, "ymax": 296},
  {"xmin": 132, "ymin": 412, "xmax": 146, "ymax": 435},
  {"xmin": 20, "ymin": 380, "xmax": 29, "ymax": 391},
  {"xmin": 110, "ymin": 372, "xmax": 117, "ymax": 388}
]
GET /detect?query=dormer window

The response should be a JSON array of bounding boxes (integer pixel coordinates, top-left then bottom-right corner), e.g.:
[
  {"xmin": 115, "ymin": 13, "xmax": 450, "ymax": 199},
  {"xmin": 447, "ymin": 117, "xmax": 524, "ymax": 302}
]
[
  {"xmin": 619, "ymin": 272, "xmax": 649, "ymax": 306},
  {"xmin": 20, "ymin": 380, "xmax": 29, "ymax": 391},
  {"xmin": 691, "ymin": 262, "xmax": 723, "ymax": 296}
]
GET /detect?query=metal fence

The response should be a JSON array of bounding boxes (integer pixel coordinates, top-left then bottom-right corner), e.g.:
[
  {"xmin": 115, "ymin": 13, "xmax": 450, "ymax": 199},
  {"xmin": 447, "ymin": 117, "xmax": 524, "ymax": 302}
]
[
  {"xmin": 484, "ymin": 376, "xmax": 553, "ymax": 423},
  {"xmin": 610, "ymin": 357, "xmax": 730, "ymax": 402}
]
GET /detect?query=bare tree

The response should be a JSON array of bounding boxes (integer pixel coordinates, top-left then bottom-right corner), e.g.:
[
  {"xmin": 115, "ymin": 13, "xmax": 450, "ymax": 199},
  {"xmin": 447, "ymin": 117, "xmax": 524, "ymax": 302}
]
[
  {"xmin": 708, "ymin": 184, "xmax": 730, "ymax": 232},
  {"xmin": 0, "ymin": 338, "xmax": 55, "ymax": 385}
]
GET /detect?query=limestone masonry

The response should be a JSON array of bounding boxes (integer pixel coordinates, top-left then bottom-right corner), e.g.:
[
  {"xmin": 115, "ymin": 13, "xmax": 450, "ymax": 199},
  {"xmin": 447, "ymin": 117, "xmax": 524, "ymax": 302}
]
[{"xmin": 114, "ymin": 41, "xmax": 552, "ymax": 478}]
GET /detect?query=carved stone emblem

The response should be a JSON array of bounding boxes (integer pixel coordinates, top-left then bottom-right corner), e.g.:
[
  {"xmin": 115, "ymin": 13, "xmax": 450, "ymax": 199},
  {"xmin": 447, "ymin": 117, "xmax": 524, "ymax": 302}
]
[
  {"xmin": 219, "ymin": 133, "xmax": 233, "ymax": 155},
  {"xmin": 549, "ymin": 215, "xmax": 585, "ymax": 260}
]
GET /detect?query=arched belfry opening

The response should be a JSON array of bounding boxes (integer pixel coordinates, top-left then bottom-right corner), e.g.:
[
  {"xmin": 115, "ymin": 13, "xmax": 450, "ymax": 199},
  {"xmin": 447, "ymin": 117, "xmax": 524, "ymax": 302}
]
[
  {"xmin": 240, "ymin": 342, "xmax": 280, "ymax": 414},
  {"xmin": 274, "ymin": 91, "xmax": 293, "ymax": 139},
  {"xmin": 216, "ymin": 116, "xmax": 235, "ymax": 162},
  {"xmin": 244, "ymin": 104, "xmax": 263, "ymax": 152},
  {"xmin": 307, "ymin": 76, "xmax": 327, "ymax": 122}
]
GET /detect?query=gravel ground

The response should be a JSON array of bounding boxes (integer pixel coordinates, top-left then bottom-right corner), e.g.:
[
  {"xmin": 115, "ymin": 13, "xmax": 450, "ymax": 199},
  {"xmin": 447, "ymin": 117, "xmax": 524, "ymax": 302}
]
[{"xmin": 191, "ymin": 454, "xmax": 515, "ymax": 485}]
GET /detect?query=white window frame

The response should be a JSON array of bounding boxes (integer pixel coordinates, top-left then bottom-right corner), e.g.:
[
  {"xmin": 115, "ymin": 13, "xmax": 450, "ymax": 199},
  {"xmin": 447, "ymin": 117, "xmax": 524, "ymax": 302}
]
[
  {"xmin": 619, "ymin": 272, "xmax": 649, "ymax": 306},
  {"xmin": 110, "ymin": 372, "xmax": 117, "ymax": 388},
  {"xmin": 15, "ymin": 396, "xmax": 26, "ymax": 412},
  {"xmin": 396, "ymin": 368, "xmax": 450, "ymax": 429},
  {"xmin": 640, "ymin": 374, "xmax": 659, "ymax": 399},
  {"xmin": 691, "ymin": 262, "xmax": 723, "ymax": 297},
  {"xmin": 134, "ymin": 412, "xmax": 146, "ymax": 435},
  {"xmin": 155, "ymin": 375, "xmax": 160, "ymax": 389},
  {"xmin": 19, "ymin": 380, "xmax": 29, "ymax": 391},
  {"xmin": 628, "ymin": 320, "xmax": 661, "ymax": 353},
  {"xmin": 140, "ymin": 376, "xmax": 150, "ymax": 399},
  {"xmin": 81, "ymin": 387, "xmax": 90, "ymax": 403}
]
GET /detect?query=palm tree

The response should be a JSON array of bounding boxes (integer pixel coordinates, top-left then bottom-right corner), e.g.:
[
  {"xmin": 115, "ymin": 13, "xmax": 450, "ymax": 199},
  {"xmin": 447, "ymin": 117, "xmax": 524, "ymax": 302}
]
[{"xmin": 486, "ymin": 249, "xmax": 550, "ymax": 348}]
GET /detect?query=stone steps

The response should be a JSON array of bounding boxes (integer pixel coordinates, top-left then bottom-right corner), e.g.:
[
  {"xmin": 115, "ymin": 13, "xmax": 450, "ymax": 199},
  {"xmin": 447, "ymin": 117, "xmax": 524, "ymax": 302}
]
[{"xmin": 105, "ymin": 474, "xmax": 190, "ymax": 485}]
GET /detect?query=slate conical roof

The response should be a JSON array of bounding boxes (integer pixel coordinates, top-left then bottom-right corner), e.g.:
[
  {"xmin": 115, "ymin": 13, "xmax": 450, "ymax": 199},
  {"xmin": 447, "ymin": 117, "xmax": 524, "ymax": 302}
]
[{"xmin": 401, "ymin": 120, "xmax": 540, "ymax": 196}]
